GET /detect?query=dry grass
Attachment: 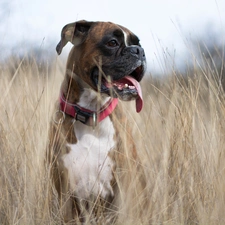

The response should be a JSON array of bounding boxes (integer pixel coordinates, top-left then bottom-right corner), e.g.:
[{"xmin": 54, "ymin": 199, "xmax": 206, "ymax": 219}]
[{"xmin": 1, "ymin": 54, "xmax": 225, "ymax": 225}]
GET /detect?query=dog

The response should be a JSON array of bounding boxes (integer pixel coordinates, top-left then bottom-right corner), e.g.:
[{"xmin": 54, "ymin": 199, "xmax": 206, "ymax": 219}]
[{"xmin": 48, "ymin": 20, "xmax": 146, "ymax": 223}]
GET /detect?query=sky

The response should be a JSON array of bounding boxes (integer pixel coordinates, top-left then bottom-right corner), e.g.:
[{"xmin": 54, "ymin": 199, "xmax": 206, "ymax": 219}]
[{"xmin": 0, "ymin": 0, "xmax": 225, "ymax": 73}]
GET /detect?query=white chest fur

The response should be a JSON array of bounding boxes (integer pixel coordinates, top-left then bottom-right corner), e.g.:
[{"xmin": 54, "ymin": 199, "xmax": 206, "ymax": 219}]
[{"xmin": 62, "ymin": 88, "xmax": 116, "ymax": 200}]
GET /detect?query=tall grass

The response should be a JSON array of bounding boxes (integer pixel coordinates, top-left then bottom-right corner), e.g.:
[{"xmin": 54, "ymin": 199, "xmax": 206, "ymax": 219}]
[{"xmin": 1, "ymin": 53, "xmax": 225, "ymax": 224}]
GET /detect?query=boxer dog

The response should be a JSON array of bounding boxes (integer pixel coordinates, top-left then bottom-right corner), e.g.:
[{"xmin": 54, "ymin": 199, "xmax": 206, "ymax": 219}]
[{"xmin": 48, "ymin": 20, "xmax": 146, "ymax": 223}]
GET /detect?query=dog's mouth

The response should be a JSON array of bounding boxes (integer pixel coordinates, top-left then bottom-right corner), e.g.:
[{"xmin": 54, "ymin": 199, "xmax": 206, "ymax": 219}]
[{"xmin": 92, "ymin": 65, "xmax": 144, "ymax": 113}]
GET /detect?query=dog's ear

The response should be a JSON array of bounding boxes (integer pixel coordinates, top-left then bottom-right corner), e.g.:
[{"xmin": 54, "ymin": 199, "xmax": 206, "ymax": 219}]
[{"xmin": 56, "ymin": 20, "xmax": 94, "ymax": 55}]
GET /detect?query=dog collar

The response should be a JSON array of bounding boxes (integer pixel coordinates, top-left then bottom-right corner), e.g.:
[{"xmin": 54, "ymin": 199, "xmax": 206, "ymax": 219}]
[{"xmin": 59, "ymin": 93, "xmax": 118, "ymax": 127}]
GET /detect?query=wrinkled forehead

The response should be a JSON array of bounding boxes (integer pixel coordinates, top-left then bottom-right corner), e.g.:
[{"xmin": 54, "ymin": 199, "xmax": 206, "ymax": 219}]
[{"xmin": 90, "ymin": 22, "xmax": 140, "ymax": 46}]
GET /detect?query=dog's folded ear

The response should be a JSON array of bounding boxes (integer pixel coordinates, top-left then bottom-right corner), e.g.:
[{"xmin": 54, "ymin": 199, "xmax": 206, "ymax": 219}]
[{"xmin": 56, "ymin": 20, "xmax": 94, "ymax": 55}]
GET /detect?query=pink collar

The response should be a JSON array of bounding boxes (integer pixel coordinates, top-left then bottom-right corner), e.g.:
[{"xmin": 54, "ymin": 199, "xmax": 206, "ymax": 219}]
[{"xmin": 59, "ymin": 93, "xmax": 118, "ymax": 127}]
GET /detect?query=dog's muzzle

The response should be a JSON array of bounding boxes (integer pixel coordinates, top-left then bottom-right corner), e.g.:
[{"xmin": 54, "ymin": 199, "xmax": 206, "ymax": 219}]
[{"xmin": 92, "ymin": 46, "xmax": 146, "ymax": 112}]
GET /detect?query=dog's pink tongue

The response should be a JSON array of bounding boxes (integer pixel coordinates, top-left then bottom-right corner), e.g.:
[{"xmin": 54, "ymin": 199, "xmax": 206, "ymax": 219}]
[{"xmin": 123, "ymin": 76, "xmax": 143, "ymax": 113}]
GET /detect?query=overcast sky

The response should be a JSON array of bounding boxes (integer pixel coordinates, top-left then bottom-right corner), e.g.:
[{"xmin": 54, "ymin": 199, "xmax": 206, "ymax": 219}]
[{"xmin": 0, "ymin": 0, "xmax": 225, "ymax": 72}]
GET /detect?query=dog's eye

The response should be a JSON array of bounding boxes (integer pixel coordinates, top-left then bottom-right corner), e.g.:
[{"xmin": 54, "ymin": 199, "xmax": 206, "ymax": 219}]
[{"xmin": 107, "ymin": 40, "xmax": 118, "ymax": 47}]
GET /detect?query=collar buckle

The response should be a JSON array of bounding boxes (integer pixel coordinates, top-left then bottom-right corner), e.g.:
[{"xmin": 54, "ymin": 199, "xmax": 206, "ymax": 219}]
[{"xmin": 74, "ymin": 106, "xmax": 91, "ymax": 124}]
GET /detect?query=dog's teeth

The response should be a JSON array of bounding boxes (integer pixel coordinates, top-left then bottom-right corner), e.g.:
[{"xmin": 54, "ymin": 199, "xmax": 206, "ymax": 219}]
[
  {"xmin": 129, "ymin": 85, "xmax": 135, "ymax": 89},
  {"xmin": 125, "ymin": 84, "xmax": 128, "ymax": 88}
]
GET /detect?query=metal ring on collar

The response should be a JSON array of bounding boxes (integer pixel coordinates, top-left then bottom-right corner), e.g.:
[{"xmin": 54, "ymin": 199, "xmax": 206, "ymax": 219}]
[
  {"xmin": 92, "ymin": 112, "xmax": 97, "ymax": 130},
  {"xmin": 53, "ymin": 110, "xmax": 66, "ymax": 124}
]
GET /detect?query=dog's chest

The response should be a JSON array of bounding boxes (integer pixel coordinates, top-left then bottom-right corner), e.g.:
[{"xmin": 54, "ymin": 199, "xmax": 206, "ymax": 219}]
[{"xmin": 62, "ymin": 117, "xmax": 116, "ymax": 200}]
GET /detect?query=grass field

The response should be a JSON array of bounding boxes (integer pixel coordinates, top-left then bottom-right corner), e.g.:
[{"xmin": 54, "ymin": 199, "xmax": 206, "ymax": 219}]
[{"xmin": 1, "ymin": 54, "xmax": 225, "ymax": 224}]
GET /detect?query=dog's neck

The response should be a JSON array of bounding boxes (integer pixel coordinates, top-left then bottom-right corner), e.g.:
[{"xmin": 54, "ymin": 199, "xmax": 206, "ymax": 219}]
[
  {"xmin": 77, "ymin": 88, "xmax": 112, "ymax": 111},
  {"xmin": 61, "ymin": 71, "xmax": 112, "ymax": 112}
]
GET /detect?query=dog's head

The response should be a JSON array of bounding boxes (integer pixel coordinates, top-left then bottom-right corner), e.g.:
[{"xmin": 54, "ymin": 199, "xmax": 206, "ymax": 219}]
[{"xmin": 57, "ymin": 20, "xmax": 146, "ymax": 112}]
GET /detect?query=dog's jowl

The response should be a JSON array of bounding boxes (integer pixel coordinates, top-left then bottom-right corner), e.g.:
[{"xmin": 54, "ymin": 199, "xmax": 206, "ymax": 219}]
[{"xmin": 48, "ymin": 20, "xmax": 146, "ymax": 223}]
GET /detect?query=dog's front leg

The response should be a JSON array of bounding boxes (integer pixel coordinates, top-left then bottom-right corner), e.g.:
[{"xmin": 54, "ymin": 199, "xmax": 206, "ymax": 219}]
[{"xmin": 53, "ymin": 158, "xmax": 74, "ymax": 223}]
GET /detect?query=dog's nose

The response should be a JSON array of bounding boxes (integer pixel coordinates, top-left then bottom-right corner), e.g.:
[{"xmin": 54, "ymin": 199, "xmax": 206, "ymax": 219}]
[{"xmin": 123, "ymin": 46, "xmax": 146, "ymax": 60}]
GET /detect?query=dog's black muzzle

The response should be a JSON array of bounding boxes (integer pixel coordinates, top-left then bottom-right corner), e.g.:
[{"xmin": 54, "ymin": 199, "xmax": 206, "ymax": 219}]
[{"xmin": 122, "ymin": 45, "xmax": 146, "ymax": 62}]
